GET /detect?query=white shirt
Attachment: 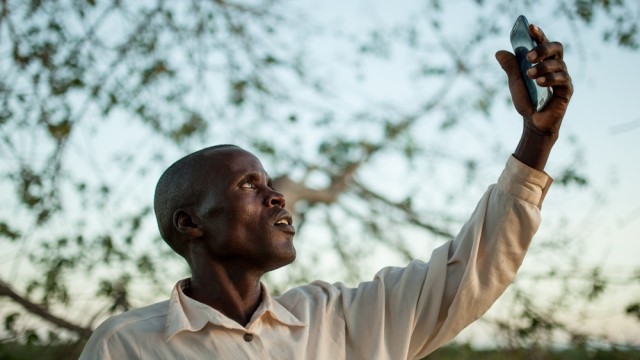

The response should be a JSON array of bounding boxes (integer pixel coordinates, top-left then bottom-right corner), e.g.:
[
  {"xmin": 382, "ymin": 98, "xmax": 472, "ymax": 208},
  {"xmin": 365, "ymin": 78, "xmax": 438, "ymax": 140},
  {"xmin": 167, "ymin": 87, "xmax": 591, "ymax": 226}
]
[{"xmin": 80, "ymin": 156, "xmax": 551, "ymax": 359}]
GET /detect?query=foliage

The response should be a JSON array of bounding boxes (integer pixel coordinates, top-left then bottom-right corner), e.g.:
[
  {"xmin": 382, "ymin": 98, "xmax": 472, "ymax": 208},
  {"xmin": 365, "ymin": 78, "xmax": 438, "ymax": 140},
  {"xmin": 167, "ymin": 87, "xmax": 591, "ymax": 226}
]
[
  {"xmin": 1, "ymin": 341, "xmax": 639, "ymax": 360},
  {"xmin": 0, "ymin": 0, "xmax": 638, "ymax": 352},
  {"xmin": 426, "ymin": 343, "xmax": 640, "ymax": 360},
  {"xmin": 0, "ymin": 340, "xmax": 84, "ymax": 360}
]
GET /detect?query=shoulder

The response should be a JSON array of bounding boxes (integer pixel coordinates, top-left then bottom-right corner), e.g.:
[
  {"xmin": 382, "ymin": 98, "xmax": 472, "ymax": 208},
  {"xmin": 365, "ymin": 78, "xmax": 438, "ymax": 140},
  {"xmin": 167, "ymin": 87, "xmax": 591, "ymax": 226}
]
[
  {"xmin": 275, "ymin": 265, "xmax": 406, "ymax": 308},
  {"xmin": 279, "ymin": 280, "xmax": 340, "ymax": 300},
  {"xmin": 80, "ymin": 300, "xmax": 170, "ymax": 359},
  {"xmin": 278, "ymin": 262, "xmax": 429, "ymax": 304},
  {"xmin": 275, "ymin": 280, "xmax": 345, "ymax": 311},
  {"xmin": 83, "ymin": 300, "xmax": 170, "ymax": 354}
]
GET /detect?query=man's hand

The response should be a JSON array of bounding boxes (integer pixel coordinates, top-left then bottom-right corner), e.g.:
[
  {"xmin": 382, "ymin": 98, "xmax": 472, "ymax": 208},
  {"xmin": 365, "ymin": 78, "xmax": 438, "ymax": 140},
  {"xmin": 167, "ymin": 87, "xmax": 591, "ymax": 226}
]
[{"xmin": 496, "ymin": 24, "xmax": 574, "ymax": 171}]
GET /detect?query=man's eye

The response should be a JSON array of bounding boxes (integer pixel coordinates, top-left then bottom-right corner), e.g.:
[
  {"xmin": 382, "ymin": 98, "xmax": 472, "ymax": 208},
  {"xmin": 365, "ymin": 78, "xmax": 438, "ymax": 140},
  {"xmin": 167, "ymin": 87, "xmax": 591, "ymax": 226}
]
[{"xmin": 241, "ymin": 180, "xmax": 256, "ymax": 189}]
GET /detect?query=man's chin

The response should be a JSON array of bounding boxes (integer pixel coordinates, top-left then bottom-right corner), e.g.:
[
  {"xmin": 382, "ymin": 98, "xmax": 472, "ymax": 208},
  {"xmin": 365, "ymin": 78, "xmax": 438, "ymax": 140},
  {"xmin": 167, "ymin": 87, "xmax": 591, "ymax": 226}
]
[{"xmin": 265, "ymin": 247, "xmax": 296, "ymax": 272}]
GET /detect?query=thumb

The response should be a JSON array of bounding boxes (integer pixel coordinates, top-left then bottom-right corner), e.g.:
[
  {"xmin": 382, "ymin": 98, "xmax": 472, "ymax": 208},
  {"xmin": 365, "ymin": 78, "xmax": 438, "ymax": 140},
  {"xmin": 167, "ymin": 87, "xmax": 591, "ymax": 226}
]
[
  {"xmin": 495, "ymin": 50, "xmax": 519, "ymax": 81},
  {"xmin": 495, "ymin": 50, "xmax": 534, "ymax": 117}
]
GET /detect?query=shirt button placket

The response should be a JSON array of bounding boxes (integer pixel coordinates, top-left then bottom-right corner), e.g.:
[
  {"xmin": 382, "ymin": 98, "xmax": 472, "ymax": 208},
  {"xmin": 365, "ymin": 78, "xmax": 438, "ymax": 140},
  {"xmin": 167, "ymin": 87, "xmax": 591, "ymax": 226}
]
[{"xmin": 243, "ymin": 333, "xmax": 253, "ymax": 342}]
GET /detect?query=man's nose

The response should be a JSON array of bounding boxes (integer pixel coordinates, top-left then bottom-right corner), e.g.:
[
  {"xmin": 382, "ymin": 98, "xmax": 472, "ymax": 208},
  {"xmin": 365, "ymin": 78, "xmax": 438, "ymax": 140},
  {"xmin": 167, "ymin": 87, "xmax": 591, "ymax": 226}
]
[{"xmin": 265, "ymin": 190, "xmax": 286, "ymax": 208}]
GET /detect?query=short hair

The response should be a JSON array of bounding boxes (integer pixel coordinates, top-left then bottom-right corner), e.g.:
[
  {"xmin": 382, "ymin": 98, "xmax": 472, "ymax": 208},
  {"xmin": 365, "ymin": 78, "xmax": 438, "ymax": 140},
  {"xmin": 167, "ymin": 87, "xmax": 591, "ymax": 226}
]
[{"xmin": 153, "ymin": 144, "xmax": 238, "ymax": 256}]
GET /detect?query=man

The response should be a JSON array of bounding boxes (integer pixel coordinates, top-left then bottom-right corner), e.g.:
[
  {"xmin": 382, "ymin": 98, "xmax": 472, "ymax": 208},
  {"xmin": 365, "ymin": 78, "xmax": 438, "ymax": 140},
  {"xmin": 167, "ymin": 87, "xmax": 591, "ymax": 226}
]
[{"xmin": 80, "ymin": 24, "xmax": 572, "ymax": 359}]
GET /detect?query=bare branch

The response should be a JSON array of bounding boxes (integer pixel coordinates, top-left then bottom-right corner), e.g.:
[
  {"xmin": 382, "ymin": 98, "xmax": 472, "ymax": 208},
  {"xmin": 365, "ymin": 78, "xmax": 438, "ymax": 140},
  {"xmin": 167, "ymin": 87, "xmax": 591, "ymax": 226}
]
[
  {"xmin": 0, "ymin": 279, "xmax": 92, "ymax": 339},
  {"xmin": 352, "ymin": 180, "xmax": 454, "ymax": 238}
]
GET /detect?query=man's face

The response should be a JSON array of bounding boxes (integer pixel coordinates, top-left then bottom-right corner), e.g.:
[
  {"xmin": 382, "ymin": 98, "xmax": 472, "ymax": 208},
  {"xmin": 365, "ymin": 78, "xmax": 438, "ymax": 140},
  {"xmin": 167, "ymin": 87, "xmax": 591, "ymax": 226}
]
[{"xmin": 192, "ymin": 147, "xmax": 296, "ymax": 272}]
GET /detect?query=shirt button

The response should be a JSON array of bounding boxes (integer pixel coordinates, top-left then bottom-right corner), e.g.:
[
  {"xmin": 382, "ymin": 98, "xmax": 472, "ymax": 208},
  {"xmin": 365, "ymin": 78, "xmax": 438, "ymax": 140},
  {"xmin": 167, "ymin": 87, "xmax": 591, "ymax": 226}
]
[{"xmin": 243, "ymin": 333, "xmax": 253, "ymax": 342}]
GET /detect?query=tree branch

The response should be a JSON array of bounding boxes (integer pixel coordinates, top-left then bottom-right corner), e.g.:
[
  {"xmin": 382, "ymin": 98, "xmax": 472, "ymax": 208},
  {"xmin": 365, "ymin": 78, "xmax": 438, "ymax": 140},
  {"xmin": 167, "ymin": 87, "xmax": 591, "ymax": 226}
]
[
  {"xmin": 0, "ymin": 279, "xmax": 92, "ymax": 339},
  {"xmin": 352, "ymin": 180, "xmax": 454, "ymax": 238}
]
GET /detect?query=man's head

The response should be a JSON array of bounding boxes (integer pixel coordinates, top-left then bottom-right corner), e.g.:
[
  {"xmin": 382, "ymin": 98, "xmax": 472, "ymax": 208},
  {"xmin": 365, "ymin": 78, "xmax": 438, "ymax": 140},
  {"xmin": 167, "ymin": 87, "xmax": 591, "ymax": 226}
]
[{"xmin": 154, "ymin": 145, "xmax": 296, "ymax": 272}]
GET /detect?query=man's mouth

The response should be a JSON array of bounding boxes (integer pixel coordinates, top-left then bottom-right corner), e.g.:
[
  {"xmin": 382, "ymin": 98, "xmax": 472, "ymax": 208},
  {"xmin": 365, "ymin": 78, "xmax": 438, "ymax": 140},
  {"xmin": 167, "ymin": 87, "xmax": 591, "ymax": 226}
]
[
  {"xmin": 275, "ymin": 218, "xmax": 291, "ymax": 226},
  {"xmin": 274, "ymin": 213, "xmax": 293, "ymax": 226},
  {"xmin": 273, "ymin": 212, "xmax": 295, "ymax": 234}
]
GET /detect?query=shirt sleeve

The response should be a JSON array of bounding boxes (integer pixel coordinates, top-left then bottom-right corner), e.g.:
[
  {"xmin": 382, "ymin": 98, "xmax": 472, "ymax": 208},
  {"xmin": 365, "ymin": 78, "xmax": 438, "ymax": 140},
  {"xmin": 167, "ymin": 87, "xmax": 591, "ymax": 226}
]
[
  {"xmin": 336, "ymin": 156, "xmax": 552, "ymax": 359},
  {"xmin": 79, "ymin": 327, "xmax": 129, "ymax": 360}
]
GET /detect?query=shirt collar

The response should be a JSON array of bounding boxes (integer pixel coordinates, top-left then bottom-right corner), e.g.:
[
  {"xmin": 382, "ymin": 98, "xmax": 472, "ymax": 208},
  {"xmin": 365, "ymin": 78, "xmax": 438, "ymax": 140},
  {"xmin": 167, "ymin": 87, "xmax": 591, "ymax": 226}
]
[
  {"xmin": 165, "ymin": 278, "xmax": 305, "ymax": 341},
  {"xmin": 253, "ymin": 283, "xmax": 306, "ymax": 329}
]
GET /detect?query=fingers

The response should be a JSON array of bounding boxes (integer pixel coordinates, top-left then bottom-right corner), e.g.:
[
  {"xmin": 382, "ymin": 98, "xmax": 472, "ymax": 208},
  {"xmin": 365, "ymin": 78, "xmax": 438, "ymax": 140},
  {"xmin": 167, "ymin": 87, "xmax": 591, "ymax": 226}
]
[
  {"xmin": 527, "ymin": 41, "xmax": 564, "ymax": 62},
  {"xmin": 528, "ymin": 24, "xmax": 549, "ymax": 45},
  {"xmin": 531, "ymin": 66, "xmax": 571, "ymax": 89},
  {"xmin": 526, "ymin": 59, "xmax": 566, "ymax": 85},
  {"xmin": 525, "ymin": 24, "xmax": 573, "ymax": 101},
  {"xmin": 550, "ymin": 71, "xmax": 574, "ymax": 101},
  {"xmin": 530, "ymin": 59, "xmax": 573, "ymax": 101},
  {"xmin": 527, "ymin": 24, "xmax": 564, "ymax": 61}
]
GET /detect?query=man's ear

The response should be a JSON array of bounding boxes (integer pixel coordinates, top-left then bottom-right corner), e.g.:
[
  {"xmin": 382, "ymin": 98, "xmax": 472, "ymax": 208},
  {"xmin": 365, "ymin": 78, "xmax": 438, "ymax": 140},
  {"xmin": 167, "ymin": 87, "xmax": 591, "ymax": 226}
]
[{"xmin": 173, "ymin": 209, "xmax": 204, "ymax": 239}]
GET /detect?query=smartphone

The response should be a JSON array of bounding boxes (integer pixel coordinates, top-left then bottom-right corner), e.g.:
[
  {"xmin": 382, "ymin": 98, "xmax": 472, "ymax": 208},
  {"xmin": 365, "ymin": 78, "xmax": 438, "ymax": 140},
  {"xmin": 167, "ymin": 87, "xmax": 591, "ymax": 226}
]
[{"xmin": 510, "ymin": 15, "xmax": 552, "ymax": 111}]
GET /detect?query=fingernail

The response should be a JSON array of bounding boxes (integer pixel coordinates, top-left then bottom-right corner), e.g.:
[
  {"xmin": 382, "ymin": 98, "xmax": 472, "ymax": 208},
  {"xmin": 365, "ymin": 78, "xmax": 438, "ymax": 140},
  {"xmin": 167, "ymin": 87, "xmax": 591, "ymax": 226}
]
[
  {"xmin": 527, "ymin": 67, "xmax": 537, "ymax": 77},
  {"xmin": 527, "ymin": 51, "xmax": 537, "ymax": 61}
]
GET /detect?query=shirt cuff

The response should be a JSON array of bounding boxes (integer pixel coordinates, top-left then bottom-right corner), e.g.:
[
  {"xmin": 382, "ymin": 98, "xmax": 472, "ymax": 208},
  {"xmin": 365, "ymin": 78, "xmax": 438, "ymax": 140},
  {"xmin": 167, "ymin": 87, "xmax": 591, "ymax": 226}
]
[{"xmin": 498, "ymin": 156, "xmax": 553, "ymax": 209}]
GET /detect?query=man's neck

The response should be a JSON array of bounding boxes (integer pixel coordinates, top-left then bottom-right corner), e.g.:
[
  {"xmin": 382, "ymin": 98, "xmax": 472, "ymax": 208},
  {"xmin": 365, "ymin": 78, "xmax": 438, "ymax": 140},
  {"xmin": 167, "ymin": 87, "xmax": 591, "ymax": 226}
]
[{"xmin": 187, "ymin": 262, "xmax": 264, "ymax": 327}]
